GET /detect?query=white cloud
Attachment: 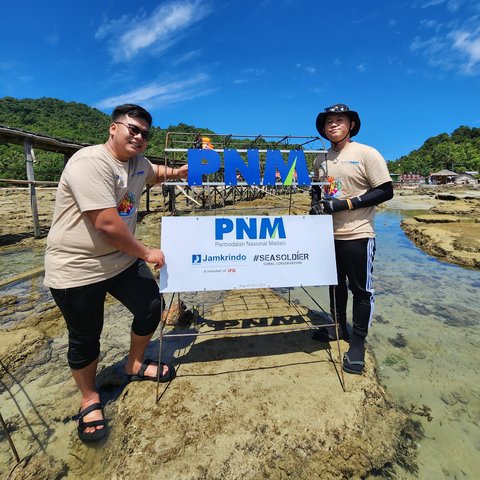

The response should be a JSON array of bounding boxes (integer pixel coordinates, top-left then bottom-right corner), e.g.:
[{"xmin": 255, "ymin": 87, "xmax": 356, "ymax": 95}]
[
  {"xmin": 357, "ymin": 63, "xmax": 366, "ymax": 73},
  {"xmin": 451, "ymin": 28, "xmax": 480, "ymax": 73},
  {"xmin": 96, "ymin": 0, "xmax": 211, "ymax": 63},
  {"xmin": 420, "ymin": 19, "xmax": 440, "ymax": 29},
  {"xmin": 446, "ymin": 0, "xmax": 462, "ymax": 12},
  {"xmin": 410, "ymin": 4, "xmax": 480, "ymax": 76},
  {"xmin": 171, "ymin": 49, "xmax": 202, "ymax": 66},
  {"xmin": 413, "ymin": 0, "xmax": 465, "ymax": 11},
  {"xmin": 414, "ymin": 0, "xmax": 446, "ymax": 7},
  {"xmin": 295, "ymin": 63, "xmax": 316, "ymax": 74},
  {"xmin": 95, "ymin": 74, "xmax": 212, "ymax": 109},
  {"xmin": 242, "ymin": 68, "xmax": 266, "ymax": 76}
]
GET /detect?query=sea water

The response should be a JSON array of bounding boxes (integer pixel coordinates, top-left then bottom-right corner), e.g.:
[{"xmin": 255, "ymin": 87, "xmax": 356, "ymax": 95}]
[
  {"xmin": 371, "ymin": 210, "xmax": 480, "ymax": 479},
  {"xmin": 289, "ymin": 209, "xmax": 480, "ymax": 479}
]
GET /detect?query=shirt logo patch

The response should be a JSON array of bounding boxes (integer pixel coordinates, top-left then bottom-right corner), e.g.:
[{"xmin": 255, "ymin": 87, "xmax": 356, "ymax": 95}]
[{"xmin": 118, "ymin": 192, "xmax": 136, "ymax": 217}]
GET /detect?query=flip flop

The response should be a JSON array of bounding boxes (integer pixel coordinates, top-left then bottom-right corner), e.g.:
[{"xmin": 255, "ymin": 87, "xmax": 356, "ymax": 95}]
[
  {"xmin": 127, "ymin": 359, "xmax": 176, "ymax": 383},
  {"xmin": 72, "ymin": 402, "xmax": 108, "ymax": 443},
  {"xmin": 342, "ymin": 352, "xmax": 365, "ymax": 375}
]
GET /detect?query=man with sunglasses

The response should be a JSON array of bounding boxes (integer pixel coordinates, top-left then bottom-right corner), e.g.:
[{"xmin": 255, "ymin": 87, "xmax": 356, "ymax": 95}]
[
  {"xmin": 310, "ymin": 104, "xmax": 393, "ymax": 375},
  {"xmin": 45, "ymin": 104, "xmax": 188, "ymax": 442}
]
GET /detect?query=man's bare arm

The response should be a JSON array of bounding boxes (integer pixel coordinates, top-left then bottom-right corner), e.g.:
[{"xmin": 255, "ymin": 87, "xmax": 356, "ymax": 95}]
[{"xmin": 85, "ymin": 208, "xmax": 165, "ymax": 268}]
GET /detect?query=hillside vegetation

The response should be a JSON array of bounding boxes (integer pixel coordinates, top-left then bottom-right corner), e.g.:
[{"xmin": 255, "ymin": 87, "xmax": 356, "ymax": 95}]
[
  {"xmin": 0, "ymin": 97, "xmax": 213, "ymax": 181},
  {"xmin": 1, "ymin": 97, "xmax": 479, "ymax": 181},
  {"xmin": 388, "ymin": 126, "xmax": 480, "ymax": 176}
]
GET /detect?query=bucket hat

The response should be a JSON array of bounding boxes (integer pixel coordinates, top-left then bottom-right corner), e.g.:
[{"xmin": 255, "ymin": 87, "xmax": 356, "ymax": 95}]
[{"xmin": 316, "ymin": 104, "xmax": 361, "ymax": 140}]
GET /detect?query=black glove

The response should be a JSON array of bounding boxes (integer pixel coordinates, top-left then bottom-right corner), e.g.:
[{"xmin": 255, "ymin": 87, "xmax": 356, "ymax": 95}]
[
  {"xmin": 309, "ymin": 203, "xmax": 323, "ymax": 215},
  {"xmin": 320, "ymin": 198, "xmax": 349, "ymax": 214}
]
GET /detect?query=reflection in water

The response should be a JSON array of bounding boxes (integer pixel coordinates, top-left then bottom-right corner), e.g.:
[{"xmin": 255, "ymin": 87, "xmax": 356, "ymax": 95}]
[
  {"xmin": 1, "ymin": 209, "xmax": 479, "ymax": 478},
  {"xmin": 0, "ymin": 247, "xmax": 45, "ymax": 282},
  {"xmin": 372, "ymin": 210, "xmax": 480, "ymax": 479},
  {"xmin": 288, "ymin": 210, "xmax": 480, "ymax": 479}
]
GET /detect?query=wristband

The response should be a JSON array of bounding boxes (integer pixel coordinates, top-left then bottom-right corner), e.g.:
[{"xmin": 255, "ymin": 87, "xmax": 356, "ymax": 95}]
[{"xmin": 346, "ymin": 198, "xmax": 354, "ymax": 210}]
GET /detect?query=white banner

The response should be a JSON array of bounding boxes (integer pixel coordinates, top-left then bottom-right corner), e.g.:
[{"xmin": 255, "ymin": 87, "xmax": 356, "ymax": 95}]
[{"xmin": 159, "ymin": 215, "xmax": 337, "ymax": 293}]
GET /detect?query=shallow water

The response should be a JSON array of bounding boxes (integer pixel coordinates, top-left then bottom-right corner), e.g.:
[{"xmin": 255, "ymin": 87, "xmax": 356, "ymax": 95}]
[
  {"xmin": 288, "ymin": 209, "xmax": 480, "ymax": 479},
  {"xmin": 0, "ymin": 246, "xmax": 45, "ymax": 283},
  {"xmin": 1, "ymin": 209, "xmax": 479, "ymax": 478}
]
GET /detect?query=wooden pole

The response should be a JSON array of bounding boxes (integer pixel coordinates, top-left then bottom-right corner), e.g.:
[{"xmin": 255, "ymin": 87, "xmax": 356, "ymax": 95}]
[{"xmin": 24, "ymin": 140, "xmax": 41, "ymax": 238}]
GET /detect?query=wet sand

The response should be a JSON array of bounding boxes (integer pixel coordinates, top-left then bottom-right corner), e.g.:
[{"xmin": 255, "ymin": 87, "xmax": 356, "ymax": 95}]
[{"xmin": 2, "ymin": 185, "xmax": 478, "ymax": 478}]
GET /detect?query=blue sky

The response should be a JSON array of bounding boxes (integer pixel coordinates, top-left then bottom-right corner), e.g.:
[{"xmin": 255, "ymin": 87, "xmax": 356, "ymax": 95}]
[{"xmin": 1, "ymin": 0, "xmax": 479, "ymax": 160}]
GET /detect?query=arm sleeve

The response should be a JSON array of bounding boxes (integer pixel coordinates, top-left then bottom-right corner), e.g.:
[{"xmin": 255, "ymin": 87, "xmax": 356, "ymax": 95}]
[
  {"xmin": 311, "ymin": 184, "xmax": 322, "ymax": 206},
  {"xmin": 350, "ymin": 181, "xmax": 393, "ymax": 209}
]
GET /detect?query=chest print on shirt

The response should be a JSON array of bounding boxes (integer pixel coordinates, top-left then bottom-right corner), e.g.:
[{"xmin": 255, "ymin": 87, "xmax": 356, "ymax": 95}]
[
  {"xmin": 118, "ymin": 192, "xmax": 136, "ymax": 217},
  {"xmin": 323, "ymin": 176, "xmax": 342, "ymax": 198}
]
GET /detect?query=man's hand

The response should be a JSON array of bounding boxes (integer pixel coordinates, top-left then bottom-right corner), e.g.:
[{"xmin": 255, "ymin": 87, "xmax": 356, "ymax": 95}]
[
  {"xmin": 176, "ymin": 164, "xmax": 188, "ymax": 179},
  {"xmin": 320, "ymin": 198, "xmax": 349, "ymax": 214},
  {"xmin": 144, "ymin": 248, "xmax": 165, "ymax": 269}
]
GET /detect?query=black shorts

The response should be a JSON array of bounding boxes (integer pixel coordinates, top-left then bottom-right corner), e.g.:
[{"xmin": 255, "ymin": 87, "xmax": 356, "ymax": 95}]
[{"xmin": 50, "ymin": 259, "xmax": 164, "ymax": 369}]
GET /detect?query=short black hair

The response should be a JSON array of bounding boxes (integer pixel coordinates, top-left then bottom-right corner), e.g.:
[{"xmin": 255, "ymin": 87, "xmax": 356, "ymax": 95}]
[{"xmin": 111, "ymin": 104, "xmax": 152, "ymax": 127}]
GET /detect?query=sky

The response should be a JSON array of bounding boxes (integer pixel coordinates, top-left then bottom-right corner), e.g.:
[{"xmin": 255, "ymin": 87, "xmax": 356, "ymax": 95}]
[{"xmin": 1, "ymin": 0, "xmax": 480, "ymax": 161}]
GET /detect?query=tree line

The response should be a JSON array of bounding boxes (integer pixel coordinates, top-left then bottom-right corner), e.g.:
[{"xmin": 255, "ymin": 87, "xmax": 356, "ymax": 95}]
[
  {"xmin": 388, "ymin": 126, "xmax": 480, "ymax": 177},
  {"xmin": 0, "ymin": 97, "xmax": 214, "ymax": 182},
  {"xmin": 1, "ymin": 97, "xmax": 479, "ymax": 181}
]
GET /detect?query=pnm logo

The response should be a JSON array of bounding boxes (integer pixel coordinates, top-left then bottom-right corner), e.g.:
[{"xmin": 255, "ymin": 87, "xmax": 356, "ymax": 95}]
[
  {"xmin": 188, "ymin": 149, "xmax": 311, "ymax": 186},
  {"xmin": 215, "ymin": 217, "xmax": 286, "ymax": 240},
  {"xmin": 192, "ymin": 254, "xmax": 202, "ymax": 264}
]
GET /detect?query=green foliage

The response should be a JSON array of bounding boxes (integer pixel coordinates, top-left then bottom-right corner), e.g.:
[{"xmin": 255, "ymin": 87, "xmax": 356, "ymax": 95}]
[
  {"xmin": 0, "ymin": 97, "xmax": 212, "ymax": 181},
  {"xmin": 0, "ymin": 96, "xmax": 110, "ymax": 143},
  {"xmin": 2, "ymin": 97, "xmax": 479, "ymax": 180},
  {"xmin": 388, "ymin": 125, "xmax": 480, "ymax": 175}
]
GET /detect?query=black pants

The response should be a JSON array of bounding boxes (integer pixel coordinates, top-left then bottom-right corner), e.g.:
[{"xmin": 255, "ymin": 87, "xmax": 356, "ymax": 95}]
[
  {"xmin": 50, "ymin": 259, "xmax": 164, "ymax": 370},
  {"xmin": 329, "ymin": 238, "xmax": 376, "ymax": 339}
]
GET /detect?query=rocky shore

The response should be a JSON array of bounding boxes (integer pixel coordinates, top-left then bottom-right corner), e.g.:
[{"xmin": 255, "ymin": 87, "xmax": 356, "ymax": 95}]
[
  {"xmin": 2, "ymin": 184, "xmax": 477, "ymax": 479},
  {"xmin": 394, "ymin": 187, "xmax": 480, "ymax": 269},
  {"xmin": 0, "ymin": 187, "xmax": 421, "ymax": 479}
]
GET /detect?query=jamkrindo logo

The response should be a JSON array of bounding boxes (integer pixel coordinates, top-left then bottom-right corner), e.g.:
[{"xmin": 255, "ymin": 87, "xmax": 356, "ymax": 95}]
[{"xmin": 192, "ymin": 253, "xmax": 247, "ymax": 265}]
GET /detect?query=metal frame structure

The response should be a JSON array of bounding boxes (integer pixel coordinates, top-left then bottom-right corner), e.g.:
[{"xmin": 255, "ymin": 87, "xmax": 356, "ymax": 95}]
[{"xmin": 154, "ymin": 132, "xmax": 347, "ymax": 401}]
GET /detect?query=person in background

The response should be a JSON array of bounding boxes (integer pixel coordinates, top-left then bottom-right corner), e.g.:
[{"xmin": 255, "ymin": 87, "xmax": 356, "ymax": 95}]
[
  {"xmin": 44, "ymin": 104, "xmax": 188, "ymax": 442},
  {"xmin": 310, "ymin": 104, "xmax": 393, "ymax": 375}
]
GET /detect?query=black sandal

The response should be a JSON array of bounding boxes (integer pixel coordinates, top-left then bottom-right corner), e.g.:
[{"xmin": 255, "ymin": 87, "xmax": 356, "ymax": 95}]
[
  {"xmin": 127, "ymin": 359, "xmax": 176, "ymax": 383},
  {"xmin": 72, "ymin": 402, "xmax": 108, "ymax": 443}
]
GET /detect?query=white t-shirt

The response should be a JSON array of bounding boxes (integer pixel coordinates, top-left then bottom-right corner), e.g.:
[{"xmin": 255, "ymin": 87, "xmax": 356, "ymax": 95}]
[
  {"xmin": 313, "ymin": 141, "xmax": 391, "ymax": 240},
  {"xmin": 44, "ymin": 144, "xmax": 156, "ymax": 288}
]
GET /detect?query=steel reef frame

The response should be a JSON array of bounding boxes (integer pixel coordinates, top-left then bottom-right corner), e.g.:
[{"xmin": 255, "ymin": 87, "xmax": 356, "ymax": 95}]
[{"xmin": 154, "ymin": 131, "xmax": 346, "ymax": 401}]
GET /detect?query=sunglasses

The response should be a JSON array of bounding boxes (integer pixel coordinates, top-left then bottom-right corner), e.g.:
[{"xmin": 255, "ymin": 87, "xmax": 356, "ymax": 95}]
[
  {"xmin": 324, "ymin": 104, "xmax": 349, "ymax": 113},
  {"xmin": 115, "ymin": 121, "xmax": 151, "ymax": 141}
]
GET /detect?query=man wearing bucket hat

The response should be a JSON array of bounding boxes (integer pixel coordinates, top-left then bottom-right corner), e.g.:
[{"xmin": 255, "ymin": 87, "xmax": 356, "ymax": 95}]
[{"xmin": 310, "ymin": 104, "xmax": 393, "ymax": 374}]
